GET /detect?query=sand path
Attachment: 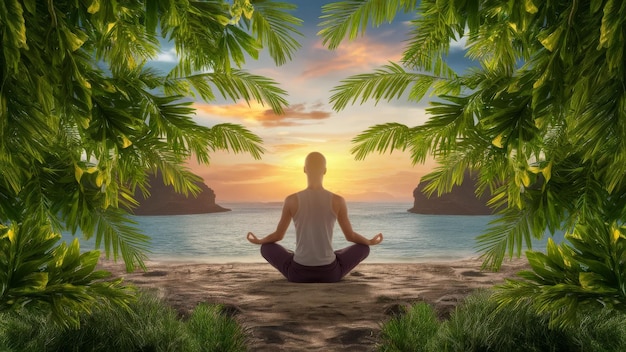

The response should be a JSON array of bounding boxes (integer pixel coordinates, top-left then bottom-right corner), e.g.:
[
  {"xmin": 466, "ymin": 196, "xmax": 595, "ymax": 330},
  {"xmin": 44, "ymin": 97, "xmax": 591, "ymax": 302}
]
[{"xmin": 98, "ymin": 259, "xmax": 528, "ymax": 351}]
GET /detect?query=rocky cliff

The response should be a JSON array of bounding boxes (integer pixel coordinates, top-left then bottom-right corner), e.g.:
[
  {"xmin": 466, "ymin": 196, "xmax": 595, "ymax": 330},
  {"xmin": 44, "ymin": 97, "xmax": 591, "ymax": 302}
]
[
  {"xmin": 408, "ymin": 171, "xmax": 493, "ymax": 215},
  {"xmin": 131, "ymin": 173, "xmax": 230, "ymax": 216}
]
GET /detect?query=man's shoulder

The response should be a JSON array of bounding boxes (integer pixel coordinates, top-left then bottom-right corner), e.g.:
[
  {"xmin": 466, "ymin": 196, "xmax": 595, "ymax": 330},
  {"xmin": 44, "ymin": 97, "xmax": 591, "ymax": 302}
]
[
  {"xmin": 330, "ymin": 192, "xmax": 345, "ymax": 203},
  {"xmin": 283, "ymin": 193, "xmax": 299, "ymax": 215}
]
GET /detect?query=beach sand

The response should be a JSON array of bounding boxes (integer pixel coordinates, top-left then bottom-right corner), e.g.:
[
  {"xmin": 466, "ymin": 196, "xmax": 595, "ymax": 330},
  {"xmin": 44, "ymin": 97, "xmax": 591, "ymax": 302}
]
[{"xmin": 98, "ymin": 258, "xmax": 529, "ymax": 352}]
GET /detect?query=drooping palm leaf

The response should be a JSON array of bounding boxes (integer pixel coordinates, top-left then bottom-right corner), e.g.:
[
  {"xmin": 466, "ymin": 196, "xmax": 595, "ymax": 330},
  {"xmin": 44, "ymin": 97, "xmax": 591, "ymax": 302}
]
[{"xmin": 318, "ymin": 0, "xmax": 418, "ymax": 50}]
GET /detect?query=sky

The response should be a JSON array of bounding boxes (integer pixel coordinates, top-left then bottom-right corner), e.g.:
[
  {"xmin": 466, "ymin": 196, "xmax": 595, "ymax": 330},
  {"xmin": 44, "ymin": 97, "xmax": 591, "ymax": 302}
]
[{"xmin": 157, "ymin": 1, "xmax": 468, "ymax": 203}]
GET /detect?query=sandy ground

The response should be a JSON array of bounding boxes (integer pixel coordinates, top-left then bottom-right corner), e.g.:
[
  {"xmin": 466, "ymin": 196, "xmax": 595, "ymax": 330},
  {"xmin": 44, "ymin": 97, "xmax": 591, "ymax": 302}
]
[{"xmin": 97, "ymin": 258, "xmax": 529, "ymax": 351}]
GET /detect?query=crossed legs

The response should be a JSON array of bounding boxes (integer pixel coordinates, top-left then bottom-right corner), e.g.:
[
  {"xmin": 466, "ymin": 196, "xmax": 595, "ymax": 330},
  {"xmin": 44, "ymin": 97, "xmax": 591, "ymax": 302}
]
[{"xmin": 260, "ymin": 243, "xmax": 370, "ymax": 283}]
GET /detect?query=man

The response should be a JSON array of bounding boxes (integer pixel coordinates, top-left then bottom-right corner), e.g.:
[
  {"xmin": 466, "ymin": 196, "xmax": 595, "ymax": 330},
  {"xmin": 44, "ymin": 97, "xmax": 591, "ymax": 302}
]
[{"xmin": 246, "ymin": 152, "xmax": 383, "ymax": 283}]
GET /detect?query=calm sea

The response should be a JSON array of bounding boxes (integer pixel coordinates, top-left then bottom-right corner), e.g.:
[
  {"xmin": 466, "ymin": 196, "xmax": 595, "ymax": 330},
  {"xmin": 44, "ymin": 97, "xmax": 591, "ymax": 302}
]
[{"xmin": 66, "ymin": 202, "xmax": 559, "ymax": 263}]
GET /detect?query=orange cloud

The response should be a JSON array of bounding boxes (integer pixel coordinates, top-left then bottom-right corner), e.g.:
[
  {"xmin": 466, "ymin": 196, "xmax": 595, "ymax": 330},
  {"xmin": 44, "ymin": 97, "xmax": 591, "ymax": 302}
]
[
  {"xmin": 301, "ymin": 36, "xmax": 404, "ymax": 79},
  {"xmin": 258, "ymin": 103, "xmax": 332, "ymax": 127},
  {"xmin": 193, "ymin": 101, "xmax": 332, "ymax": 127}
]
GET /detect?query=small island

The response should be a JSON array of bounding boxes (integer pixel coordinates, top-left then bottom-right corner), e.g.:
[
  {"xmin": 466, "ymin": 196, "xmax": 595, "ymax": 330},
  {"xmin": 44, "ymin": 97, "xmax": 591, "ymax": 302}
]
[
  {"xmin": 131, "ymin": 172, "xmax": 230, "ymax": 216},
  {"xmin": 408, "ymin": 171, "xmax": 493, "ymax": 215}
]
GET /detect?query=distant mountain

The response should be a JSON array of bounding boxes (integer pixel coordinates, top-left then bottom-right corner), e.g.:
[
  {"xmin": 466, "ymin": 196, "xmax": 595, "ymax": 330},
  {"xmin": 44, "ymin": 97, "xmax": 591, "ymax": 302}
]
[
  {"xmin": 408, "ymin": 171, "xmax": 493, "ymax": 215},
  {"xmin": 131, "ymin": 172, "xmax": 230, "ymax": 216}
]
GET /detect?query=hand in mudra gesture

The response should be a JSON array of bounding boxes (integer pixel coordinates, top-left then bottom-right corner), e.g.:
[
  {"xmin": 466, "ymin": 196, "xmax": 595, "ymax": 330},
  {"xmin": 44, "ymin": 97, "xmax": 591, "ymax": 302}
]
[
  {"xmin": 369, "ymin": 233, "xmax": 383, "ymax": 245},
  {"xmin": 246, "ymin": 232, "xmax": 261, "ymax": 244}
]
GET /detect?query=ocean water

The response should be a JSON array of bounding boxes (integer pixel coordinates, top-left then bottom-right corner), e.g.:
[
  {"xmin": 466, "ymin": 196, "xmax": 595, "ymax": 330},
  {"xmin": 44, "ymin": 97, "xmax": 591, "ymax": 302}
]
[{"xmin": 66, "ymin": 202, "xmax": 559, "ymax": 263}]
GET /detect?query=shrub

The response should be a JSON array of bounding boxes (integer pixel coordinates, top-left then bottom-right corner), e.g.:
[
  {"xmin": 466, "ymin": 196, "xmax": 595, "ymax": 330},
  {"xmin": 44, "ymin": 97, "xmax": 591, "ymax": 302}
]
[
  {"xmin": 378, "ymin": 290, "xmax": 626, "ymax": 352},
  {"xmin": 0, "ymin": 291, "xmax": 246, "ymax": 352},
  {"xmin": 431, "ymin": 290, "xmax": 568, "ymax": 352}
]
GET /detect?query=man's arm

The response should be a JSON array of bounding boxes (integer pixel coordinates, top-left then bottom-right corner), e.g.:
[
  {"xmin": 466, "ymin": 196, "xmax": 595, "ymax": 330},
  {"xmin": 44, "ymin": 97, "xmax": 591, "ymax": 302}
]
[
  {"xmin": 247, "ymin": 195, "xmax": 296, "ymax": 245},
  {"xmin": 335, "ymin": 195, "xmax": 383, "ymax": 246}
]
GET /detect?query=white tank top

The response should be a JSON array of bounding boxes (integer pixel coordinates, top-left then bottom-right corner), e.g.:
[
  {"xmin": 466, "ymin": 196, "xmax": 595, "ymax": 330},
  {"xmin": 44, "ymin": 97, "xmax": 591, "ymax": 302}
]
[{"xmin": 293, "ymin": 188, "xmax": 337, "ymax": 266}]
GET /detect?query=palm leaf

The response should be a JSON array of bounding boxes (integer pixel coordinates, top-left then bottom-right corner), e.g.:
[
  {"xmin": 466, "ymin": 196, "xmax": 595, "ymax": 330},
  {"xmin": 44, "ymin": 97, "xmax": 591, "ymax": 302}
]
[
  {"xmin": 318, "ymin": 0, "xmax": 418, "ymax": 50},
  {"xmin": 350, "ymin": 123, "xmax": 417, "ymax": 161},
  {"xmin": 189, "ymin": 69, "xmax": 289, "ymax": 113},
  {"xmin": 250, "ymin": 0, "xmax": 303, "ymax": 66},
  {"xmin": 90, "ymin": 208, "xmax": 149, "ymax": 272},
  {"xmin": 330, "ymin": 63, "xmax": 441, "ymax": 111},
  {"xmin": 207, "ymin": 123, "xmax": 265, "ymax": 160},
  {"xmin": 477, "ymin": 206, "xmax": 542, "ymax": 270}
]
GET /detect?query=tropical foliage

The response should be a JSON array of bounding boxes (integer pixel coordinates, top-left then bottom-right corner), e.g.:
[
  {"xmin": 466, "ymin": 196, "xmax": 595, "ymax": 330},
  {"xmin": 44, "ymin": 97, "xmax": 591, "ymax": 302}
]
[
  {"xmin": 378, "ymin": 290, "xmax": 626, "ymax": 352},
  {"xmin": 0, "ymin": 0, "xmax": 301, "ymax": 326},
  {"xmin": 1, "ymin": 291, "xmax": 247, "ymax": 351},
  {"xmin": 319, "ymin": 0, "xmax": 626, "ymax": 325}
]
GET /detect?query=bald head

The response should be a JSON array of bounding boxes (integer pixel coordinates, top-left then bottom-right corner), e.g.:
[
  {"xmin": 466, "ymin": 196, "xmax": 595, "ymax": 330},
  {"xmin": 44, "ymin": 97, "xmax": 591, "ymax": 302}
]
[{"xmin": 304, "ymin": 152, "xmax": 326, "ymax": 176}]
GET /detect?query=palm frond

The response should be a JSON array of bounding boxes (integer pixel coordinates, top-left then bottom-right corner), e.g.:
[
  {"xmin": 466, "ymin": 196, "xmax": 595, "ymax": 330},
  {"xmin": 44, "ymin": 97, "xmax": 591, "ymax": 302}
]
[
  {"xmin": 207, "ymin": 123, "xmax": 265, "ymax": 160},
  {"xmin": 350, "ymin": 123, "xmax": 414, "ymax": 160},
  {"xmin": 420, "ymin": 158, "xmax": 472, "ymax": 197},
  {"xmin": 91, "ymin": 208, "xmax": 150, "ymax": 272},
  {"xmin": 190, "ymin": 69, "xmax": 289, "ymax": 113},
  {"xmin": 477, "ymin": 206, "xmax": 543, "ymax": 270},
  {"xmin": 330, "ymin": 63, "xmax": 440, "ymax": 111},
  {"xmin": 402, "ymin": 12, "xmax": 460, "ymax": 77},
  {"xmin": 91, "ymin": 2, "xmax": 160, "ymax": 73},
  {"xmin": 422, "ymin": 95, "xmax": 476, "ymax": 151},
  {"xmin": 154, "ymin": 166, "xmax": 203, "ymax": 197},
  {"xmin": 218, "ymin": 24, "xmax": 263, "ymax": 70},
  {"xmin": 120, "ymin": 135, "xmax": 199, "ymax": 197},
  {"xmin": 160, "ymin": 0, "xmax": 228, "ymax": 76},
  {"xmin": 250, "ymin": 1, "xmax": 303, "ymax": 66},
  {"xmin": 318, "ymin": 0, "xmax": 418, "ymax": 50}
]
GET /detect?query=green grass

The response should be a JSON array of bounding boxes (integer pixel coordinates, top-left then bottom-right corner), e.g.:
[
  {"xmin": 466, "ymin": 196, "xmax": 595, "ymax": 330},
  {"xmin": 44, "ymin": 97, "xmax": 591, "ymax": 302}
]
[
  {"xmin": 186, "ymin": 303, "xmax": 248, "ymax": 351},
  {"xmin": 0, "ymin": 291, "xmax": 247, "ymax": 352},
  {"xmin": 379, "ymin": 302, "xmax": 439, "ymax": 352},
  {"xmin": 378, "ymin": 290, "xmax": 626, "ymax": 352}
]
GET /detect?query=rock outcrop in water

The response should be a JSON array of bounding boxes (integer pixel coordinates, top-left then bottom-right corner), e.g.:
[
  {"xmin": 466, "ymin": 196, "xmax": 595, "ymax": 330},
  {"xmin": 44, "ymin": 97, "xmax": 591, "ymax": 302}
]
[
  {"xmin": 408, "ymin": 171, "xmax": 493, "ymax": 215},
  {"xmin": 131, "ymin": 172, "xmax": 230, "ymax": 215}
]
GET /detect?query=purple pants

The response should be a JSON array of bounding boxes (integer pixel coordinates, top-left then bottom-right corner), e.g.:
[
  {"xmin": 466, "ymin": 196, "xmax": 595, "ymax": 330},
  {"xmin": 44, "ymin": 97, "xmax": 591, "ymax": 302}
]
[{"xmin": 260, "ymin": 243, "xmax": 370, "ymax": 283}]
